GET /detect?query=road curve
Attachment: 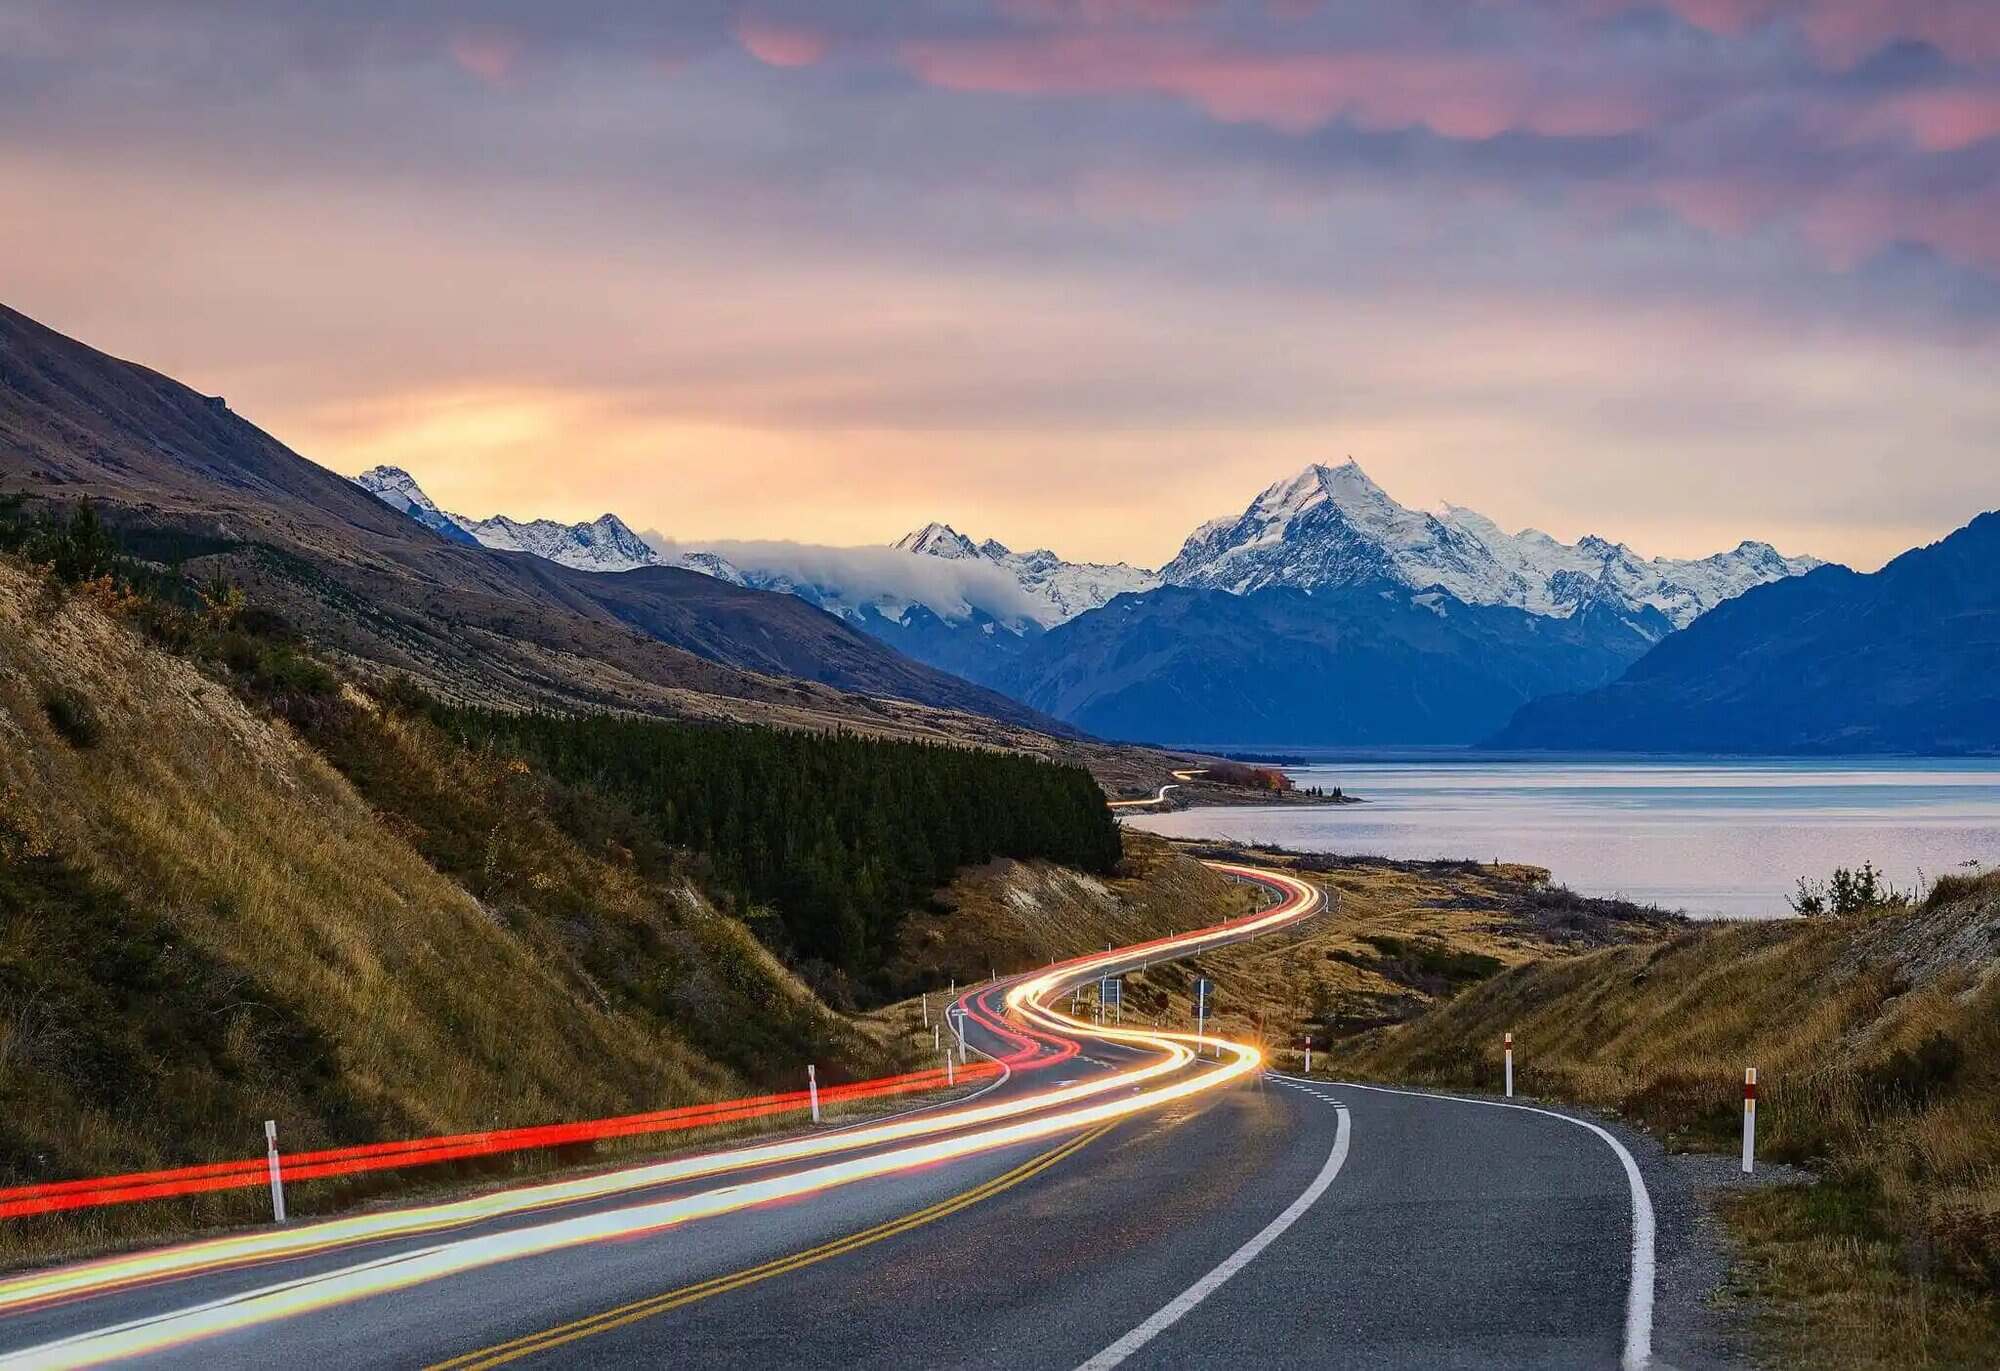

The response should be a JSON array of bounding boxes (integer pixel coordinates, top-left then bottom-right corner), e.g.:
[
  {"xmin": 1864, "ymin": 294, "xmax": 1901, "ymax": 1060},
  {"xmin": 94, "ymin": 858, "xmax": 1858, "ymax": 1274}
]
[
  {"xmin": 0, "ymin": 863, "xmax": 1721, "ymax": 1370},
  {"xmin": 1105, "ymin": 769, "xmax": 1206, "ymax": 809}
]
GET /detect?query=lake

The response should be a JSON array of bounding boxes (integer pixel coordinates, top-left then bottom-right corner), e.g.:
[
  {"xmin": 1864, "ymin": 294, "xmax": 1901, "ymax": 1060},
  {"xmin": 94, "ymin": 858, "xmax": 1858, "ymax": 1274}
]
[{"xmin": 1123, "ymin": 756, "xmax": 2000, "ymax": 919}]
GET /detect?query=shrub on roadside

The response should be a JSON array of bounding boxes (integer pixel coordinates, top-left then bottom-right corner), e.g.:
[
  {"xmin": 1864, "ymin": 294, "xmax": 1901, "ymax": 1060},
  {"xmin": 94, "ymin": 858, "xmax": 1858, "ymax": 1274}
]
[{"xmin": 1789, "ymin": 860, "xmax": 1908, "ymax": 917}]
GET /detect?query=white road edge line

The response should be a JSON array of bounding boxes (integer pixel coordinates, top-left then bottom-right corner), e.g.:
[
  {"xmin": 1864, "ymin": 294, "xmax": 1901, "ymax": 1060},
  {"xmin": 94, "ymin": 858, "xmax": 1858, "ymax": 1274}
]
[
  {"xmin": 1320, "ymin": 1078, "xmax": 1657, "ymax": 1371},
  {"xmin": 1074, "ymin": 1104, "xmax": 1352, "ymax": 1371}
]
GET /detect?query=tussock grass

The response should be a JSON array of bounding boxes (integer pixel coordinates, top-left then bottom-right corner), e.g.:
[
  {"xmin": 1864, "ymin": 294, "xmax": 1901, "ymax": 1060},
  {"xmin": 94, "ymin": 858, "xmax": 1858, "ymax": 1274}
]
[
  {"xmin": 1152, "ymin": 846, "xmax": 1676, "ymax": 1055},
  {"xmin": 883, "ymin": 831, "xmax": 1254, "ymax": 989},
  {"xmin": 0, "ymin": 563, "xmax": 899, "ymax": 1265},
  {"xmin": 1327, "ymin": 877, "xmax": 2000, "ymax": 1367}
]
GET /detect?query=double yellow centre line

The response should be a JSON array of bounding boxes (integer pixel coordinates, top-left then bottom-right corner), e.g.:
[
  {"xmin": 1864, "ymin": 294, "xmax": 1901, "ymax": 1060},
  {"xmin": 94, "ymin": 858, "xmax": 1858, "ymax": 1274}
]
[{"xmin": 428, "ymin": 1123, "xmax": 1115, "ymax": 1370}]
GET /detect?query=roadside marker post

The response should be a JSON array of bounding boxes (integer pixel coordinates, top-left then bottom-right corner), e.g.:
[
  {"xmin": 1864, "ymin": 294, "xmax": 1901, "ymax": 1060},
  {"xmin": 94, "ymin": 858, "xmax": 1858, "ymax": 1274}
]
[
  {"xmin": 1504, "ymin": 1031, "xmax": 1514, "ymax": 1098},
  {"xmin": 1303, "ymin": 1036, "xmax": 1313, "ymax": 1074},
  {"xmin": 264, "ymin": 1120, "xmax": 286, "ymax": 1225},
  {"xmin": 922, "ymin": 994, "xmax": 928, "ymax": 1027},
  {"xmin": 1195, "ymin": 979, "xmax": 1210, "ymax": 1057},
  {"xmin": 933, "ymin": 1022, "xmax": 940, "ymax": 1051},
  {"xmin": 807, "ymin": 1065, "xmax": 821, "ymax": 1124},
  {"xmin": 946, "ymin": 1052, "xmax": 955, "ymax": 1087},
  {"xmin": 1742, "ymin": 1068, "xmax": 1757, "ymax": 1173},
  {"xmin": 954, "ymin": 1010, "xmax": 967, "ymax": 1064}
]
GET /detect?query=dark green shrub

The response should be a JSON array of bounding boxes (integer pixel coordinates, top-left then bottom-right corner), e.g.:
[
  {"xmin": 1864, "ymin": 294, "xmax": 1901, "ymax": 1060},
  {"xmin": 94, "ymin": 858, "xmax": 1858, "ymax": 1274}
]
[
  {"xmin": 253, "ymin": 647, "xmax": 336, "ymax": 697},
  {"xmin": 1863, "ymin": 1031, "xmax": 1963, "ymax": 1110},
  {"xmin": 23, "ymin": 502, "xmax": 121, "ymax": 585},
  {"xmin": 41, "ymin": 687, "xmax": 102, "ymax": 748}
]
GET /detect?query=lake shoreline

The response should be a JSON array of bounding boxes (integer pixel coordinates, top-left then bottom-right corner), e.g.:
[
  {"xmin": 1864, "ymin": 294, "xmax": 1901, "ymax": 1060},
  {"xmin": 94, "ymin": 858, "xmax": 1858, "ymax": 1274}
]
[{"xmin": 1128, "ymin": 755, "xmax": 2000, "ymax": 922}]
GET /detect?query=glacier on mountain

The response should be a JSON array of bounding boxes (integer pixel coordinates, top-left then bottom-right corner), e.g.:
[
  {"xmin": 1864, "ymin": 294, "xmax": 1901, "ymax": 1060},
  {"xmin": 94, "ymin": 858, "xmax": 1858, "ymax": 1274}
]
[
  {"xmin": 1158, "ymin": 460, "xmax": 1820, "ymax": 632},
  {"xmin": 353, "ymin": 466, "xmax": 687, "ymax": 575},
  {"xmin": 891, "ymin": 523, "xmax": 1159, "ymax": 626},
  {"xmin": 353, "ymin": 459, "xmax": 1821, "ymax": 657}
]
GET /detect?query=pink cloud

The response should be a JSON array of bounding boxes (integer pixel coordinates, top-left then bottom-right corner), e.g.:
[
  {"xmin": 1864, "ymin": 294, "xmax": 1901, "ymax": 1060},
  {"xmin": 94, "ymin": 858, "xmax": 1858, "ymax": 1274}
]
[
  {"xmin": 1606, "ymin": 169, "xmax": 2000, "ymax": 272},
  {"xmin": 999, "ymin": 0, "xmax": 1220, "ymax": 20},
  {"xmin": 1567, "ymin": 0, "xmax": 2000, "ymax": 65},
  {"xmin": 900, "ymin": 29, "xmax": 1651, "ymax": 138},
  {"xmin": 1794, "ymin": 0, "xmax": 2000, "ymax": 66},
  {"xmin": 1875, "ymin": 87, "xmax": 2000, "ymax": 151},
  {"xmin": 447, "ymin": 30, "xmax": 523, "ymax": 84},
  {"xmin": 735, "ymin": 13, "xmax": 833, "ymax": 68}
]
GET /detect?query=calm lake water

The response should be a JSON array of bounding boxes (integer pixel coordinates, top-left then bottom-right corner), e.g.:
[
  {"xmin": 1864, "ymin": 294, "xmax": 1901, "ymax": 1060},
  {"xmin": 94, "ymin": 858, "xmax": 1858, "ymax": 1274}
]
[{"xmin": 1125, "ymin": 756, "xmax": 2000, "ymax": 919}]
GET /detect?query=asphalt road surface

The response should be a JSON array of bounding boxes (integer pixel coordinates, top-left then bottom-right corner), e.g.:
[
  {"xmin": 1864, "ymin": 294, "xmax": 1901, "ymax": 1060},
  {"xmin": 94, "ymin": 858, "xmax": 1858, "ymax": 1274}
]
[{"xmin": 0, "ymin": 865, "xmax": 1737, "ymax": 1370}]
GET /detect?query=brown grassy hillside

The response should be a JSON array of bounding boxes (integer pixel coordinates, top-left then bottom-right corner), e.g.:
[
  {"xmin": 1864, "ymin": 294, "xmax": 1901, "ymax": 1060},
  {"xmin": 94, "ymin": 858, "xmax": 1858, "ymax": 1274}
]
[
  {"xmin": 0, "ymin": 561, "xmax": 897, "ymax": 1262},
  {"xmin": 1140, "ymin": 844, "xmax": 1680, "ymax": 1055},
  {"xmin": 1325, "ymin": 880, "xmax": 2000, "ymax": 1367},
  {"xmin": 883, "ymin": 831, "xmax": 1257, "ymax": 990}
]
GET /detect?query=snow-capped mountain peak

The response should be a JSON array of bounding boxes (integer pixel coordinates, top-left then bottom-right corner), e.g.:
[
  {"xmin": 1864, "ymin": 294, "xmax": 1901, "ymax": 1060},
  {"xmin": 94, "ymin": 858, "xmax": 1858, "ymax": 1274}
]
[
  {"xmin": 1164, "ymin": 460, "xmax": 1821, "ymax": 632},
  {"xmin": 892, "ymin": 522, "xmax": 980, "ymax": 560},
  {"xmin": 352, "ymin": 465, "xmax": 483, "ymax": 546},
  {"xmin": 355, "ymin": 465, "xmax": 434, "ymax": 518},
  {"xmin": 456, "ymin": 509, "xmax": 663, "ymax": 573},
  {"xmin": 1161, "ymin": 459, "xmax": 1504, "ymax": 604},
  {"xmin": 893, "ymin": 524, "xmax": 1160, "ymax": 625},
  {"xmin": 350, "ymin": 466, "xmax": 680, "ymax": 574}
]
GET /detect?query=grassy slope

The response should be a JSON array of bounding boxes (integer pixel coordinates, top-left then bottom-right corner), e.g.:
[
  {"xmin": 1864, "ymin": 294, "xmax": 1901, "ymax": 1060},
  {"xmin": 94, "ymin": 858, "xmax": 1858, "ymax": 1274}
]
[
  {"xmin": 876, "ymin": 835, "xmax": 1679, "ymax": 1066},
  {"xmin": 865, "ymin": 830, "xmax": 1262, "ymax": 1042},
  {"xmin": 0, "ymin": 565, "xmax": 895, "ymax": 1261},
  {"xmin": 1158, "ymin": 846, "xmax": 1679, "ymax": 1057},
  {"xmin": 1327, "ymin": 879, "xmax": 2000, "ymax": 1367}
]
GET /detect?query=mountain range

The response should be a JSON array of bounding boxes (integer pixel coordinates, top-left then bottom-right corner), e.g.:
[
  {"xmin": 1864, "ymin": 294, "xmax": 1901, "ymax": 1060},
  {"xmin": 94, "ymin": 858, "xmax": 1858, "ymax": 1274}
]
[
  {"xmin": 1490, "ymin": 512, "xmax": 2000, "ymax": 755},
  {"xmin": 987, "ymin": 582, "xmax": 1671, "ymax": 746},
  {"xmin": 354, "ymin": 465, "xmax": 669, "ymax": 572},
  {"xmin": 11, "ymin": 299, "xmax": 1984, "ymax": 756},
  {"xmin": 1159, "ymin": 462, "xmax": 1820, "ymax": 631},
  {"xmin": 0, "ymin": 304, "xmax": 1065, "ymax": 742},
  {"xmin": 353, "ymin": 457, "xmax": 1824, "ymax": 746}
]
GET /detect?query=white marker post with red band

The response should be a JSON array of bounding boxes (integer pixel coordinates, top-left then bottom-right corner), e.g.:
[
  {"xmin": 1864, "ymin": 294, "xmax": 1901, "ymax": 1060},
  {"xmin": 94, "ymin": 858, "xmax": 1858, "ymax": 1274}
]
[
  {"xmin": 264, "ymin": 1120, "xmax": 286, "ymax": 1225},
  {"xmin": 1742, "ymin": 1067, "xmax": 1757, "ymax": 1173},
  {"xmin": 1303, "ymin": 1036, "xmax": 1313, "ymax": 1074},
  {"xmin": 807, "ymin": 1064, "xmax": 821, "ymax": 1124},
  {"xmin": 1504, "ymin": 1031, "xmax": 1514, "ymax": 1099}
]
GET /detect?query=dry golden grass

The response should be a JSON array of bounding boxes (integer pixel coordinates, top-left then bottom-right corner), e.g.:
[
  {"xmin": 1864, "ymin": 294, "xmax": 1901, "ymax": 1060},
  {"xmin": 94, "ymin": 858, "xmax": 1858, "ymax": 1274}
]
[
  {"xmin": 863, "ymin": 830, "xmax": 1260, "ymax": 1046},
  {"xmin": 882, "ymin": 830, "xmax": 1256, "ymax": 987},
  {"xmin": 0, "ymin": 563, "xmax": 893, "ymax": 1264},
  {"xmin": 1130, "ymin": 846, "xmax": 1675, "ymax": 1059}
]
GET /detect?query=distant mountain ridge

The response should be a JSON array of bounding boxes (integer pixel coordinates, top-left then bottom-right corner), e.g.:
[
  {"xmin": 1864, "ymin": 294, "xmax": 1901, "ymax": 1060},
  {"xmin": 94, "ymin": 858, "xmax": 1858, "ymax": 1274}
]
[
  {"xmin": 353, "ymin": 466, "xmax": 680, "ymax": 574},
  {"xmin": 0, "ymin": 302, "xmax": 1061, "ymax": 735},
  {"xmin": 1489, "ymin": 511, "xmax": 2000, "ymax": 755},
  {"xmin": 988, "ymin": 580, "xmax": 1663, "ymax": 746},
  {"xmin": 347, "ymin": 471, "xmax": 1154, "ymax": 680},
  {"xmin": 353, "ymin": 460, "xmax": 1819, "ymax": 695},
  {"xmin": 890, "ymin": 522, "xmax": 1160, "ymax": 626},
  {"xmin": 1159, "ymin": 460, "xmax": 1820, "ymax": 633}
]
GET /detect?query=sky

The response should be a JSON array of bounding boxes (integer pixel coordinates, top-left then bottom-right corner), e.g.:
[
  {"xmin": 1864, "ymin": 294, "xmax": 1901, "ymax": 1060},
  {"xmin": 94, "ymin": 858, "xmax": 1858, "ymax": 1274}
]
[{"xmin": 2, "ymin": 0, "xmax": 1995, "ymax": 572}]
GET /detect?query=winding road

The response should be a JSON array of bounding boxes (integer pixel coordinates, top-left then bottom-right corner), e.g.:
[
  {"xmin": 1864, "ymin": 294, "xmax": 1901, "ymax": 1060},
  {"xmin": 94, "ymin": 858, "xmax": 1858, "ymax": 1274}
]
[
  {"xmin": 0, "ymin": 864, "xmax": 1720, "ymax": 1369},
  {"xmin": 1105, "ymin": 769, "xmax": 1207, "ymax": 810}
]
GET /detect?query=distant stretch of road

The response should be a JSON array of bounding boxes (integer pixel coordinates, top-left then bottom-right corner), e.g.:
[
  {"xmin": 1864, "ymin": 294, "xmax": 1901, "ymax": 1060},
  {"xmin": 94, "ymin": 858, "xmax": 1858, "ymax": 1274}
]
[
  {"xmin": 0, "ymin": 862, "xmax": 1690, "ymax": 1370},
  {"xmin": 1105, "ymin": 769, "xmax": 1207, "ymax": 809}
]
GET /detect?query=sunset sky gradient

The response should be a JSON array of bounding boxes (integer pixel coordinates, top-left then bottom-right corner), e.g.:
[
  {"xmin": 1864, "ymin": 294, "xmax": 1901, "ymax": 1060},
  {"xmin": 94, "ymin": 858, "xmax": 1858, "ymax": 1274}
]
[{"xmin": 3, "ymin": 0, "xmax": 1995, "ymax": 569}]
